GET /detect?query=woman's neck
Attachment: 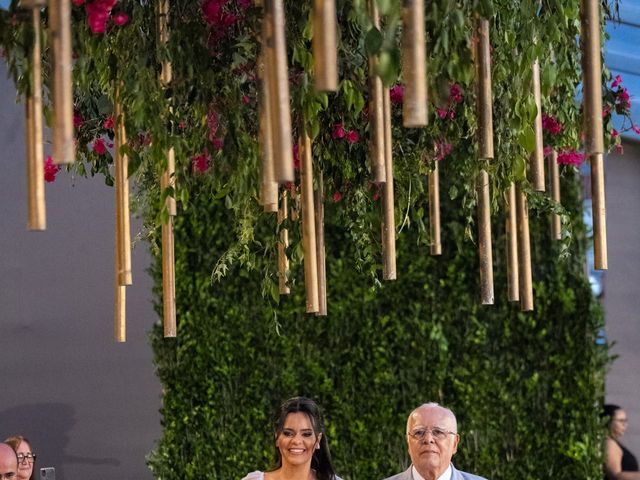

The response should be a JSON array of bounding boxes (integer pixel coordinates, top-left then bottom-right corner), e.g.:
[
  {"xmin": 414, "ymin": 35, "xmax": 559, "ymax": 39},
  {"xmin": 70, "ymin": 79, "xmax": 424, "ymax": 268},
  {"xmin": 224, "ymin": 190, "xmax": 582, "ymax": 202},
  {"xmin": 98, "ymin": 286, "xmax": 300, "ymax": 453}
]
[{"xmin": 271, "ymin": 463, "xmax": 315, "ymax": 480}]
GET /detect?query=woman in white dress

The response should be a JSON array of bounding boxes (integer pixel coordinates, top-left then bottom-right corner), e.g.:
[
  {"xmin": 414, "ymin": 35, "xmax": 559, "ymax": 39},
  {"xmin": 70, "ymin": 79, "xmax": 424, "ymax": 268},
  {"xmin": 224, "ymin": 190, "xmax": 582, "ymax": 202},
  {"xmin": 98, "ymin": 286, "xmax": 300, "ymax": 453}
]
[{"xmin": 242, "ymin": 396, "xmax": 341, "ymax": 480}]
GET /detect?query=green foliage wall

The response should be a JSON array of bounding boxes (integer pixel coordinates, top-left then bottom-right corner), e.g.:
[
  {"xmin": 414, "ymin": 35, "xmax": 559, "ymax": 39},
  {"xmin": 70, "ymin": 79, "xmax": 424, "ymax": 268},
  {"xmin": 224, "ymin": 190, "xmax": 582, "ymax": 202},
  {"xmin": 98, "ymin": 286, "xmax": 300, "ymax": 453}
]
[{"xmin": 148, "ymin": 161, "xmax": 607, "ymax": 480}]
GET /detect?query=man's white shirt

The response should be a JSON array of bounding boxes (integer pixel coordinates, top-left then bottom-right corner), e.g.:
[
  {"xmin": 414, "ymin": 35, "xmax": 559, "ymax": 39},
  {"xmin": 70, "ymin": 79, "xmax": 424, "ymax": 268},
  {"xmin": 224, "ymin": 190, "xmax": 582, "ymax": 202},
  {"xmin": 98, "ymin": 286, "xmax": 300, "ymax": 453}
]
[{"xmin": 412, "ymin": 464, "xmax": 453, "ymax": 480}]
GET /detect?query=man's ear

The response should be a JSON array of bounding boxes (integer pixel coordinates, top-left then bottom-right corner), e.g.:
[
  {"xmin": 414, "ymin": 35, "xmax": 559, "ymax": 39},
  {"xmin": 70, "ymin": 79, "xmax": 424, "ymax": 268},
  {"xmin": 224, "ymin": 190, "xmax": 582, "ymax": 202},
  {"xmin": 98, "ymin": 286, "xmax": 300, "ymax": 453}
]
[{"xmin": 452, "ymin": 433, "xmax": 460, "ymax": 455}]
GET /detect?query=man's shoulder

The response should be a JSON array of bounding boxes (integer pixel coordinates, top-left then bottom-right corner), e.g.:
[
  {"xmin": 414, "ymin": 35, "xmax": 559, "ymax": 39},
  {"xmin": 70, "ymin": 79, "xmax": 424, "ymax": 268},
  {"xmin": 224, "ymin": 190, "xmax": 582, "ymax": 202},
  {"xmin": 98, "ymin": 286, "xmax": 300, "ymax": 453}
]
[
  {"xmin": 452, "ymin": 465, "xmax": 488, "ymax": 480},
  {"xmin": 381, "ymin": 467, "xmax": 412, "ymax": 480}
]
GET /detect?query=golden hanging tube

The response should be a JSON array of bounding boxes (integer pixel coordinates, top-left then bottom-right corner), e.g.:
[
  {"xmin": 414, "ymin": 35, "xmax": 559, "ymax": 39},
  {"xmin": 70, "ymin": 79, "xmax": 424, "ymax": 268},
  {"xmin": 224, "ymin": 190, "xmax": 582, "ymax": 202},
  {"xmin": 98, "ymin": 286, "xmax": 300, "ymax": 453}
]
[
  {"xmin": 49, "ymin": 0, "xmax": 75, "ymax": 165},
  {"xmin": 580, "ymin": 0, "xmax": 604, "ymax": 155},
  {"xmin": 477, "ymin": 169, "xmax": 493, "ymax": 305},
  {"xmin": 474, "ymin": 17, "xmax": 493, "ymax": 159},
  {"xmin": 263, "ymin": 0, "xmax": 294, "ymax": 183},
  {"xmin": 401, "ymin": 0, "xmax": 427, "ymax": 127},
  {"xmin": 531, "ymin": 59, "xmax": 545, "ymax": 191},
  {"xmin": 516, "ymin": 184, "xmax": 533, "ymax": 311},
  {"xmin": 367, "ymin": 0, "xmax": 386, "ymax": 184},
  {"xmin": 277, "ymin": 189, "xmax": 291, "ymax": 295},
  {"xmin": 590, "ymin": 153, "xmax": 608, "ymax": 269},
  {"xmin": 506, "ymin": 182, "xmax": 519, "ymax": 302},
  {"xmin": 300, "ymin": 132, "xmax": 319, "ymax": 312},
  {"xmin": 114, "ymin": 231, "xmax": 126, "ymax": 343},
  {"xmin": 428, "ymin": 162, "xmax": 441, "ymax": 255},
  {"xmin": 382, "ymin": 88, "xmax": 396, "ymax": 280},
  {"xmin": 26, "ymin": 7, "xmax": 45, "ymax": 231},
  {"xmin": 314, "ymin": 173, "xmax": 327, "ymax": 315},
  {"xmin": 259, "ymin": 53, "xmax": 279, "ymax": 212},
  {"xmin": 549, "ymin": 151, "xmax": 562, "ymax": 241},
  {"xmin": 312, "ymin": 0, "xmax": 338, "ymax": 92},
  {"xmin": 115, "ymin": 93, "xmax": 132, "ymax": 286}
]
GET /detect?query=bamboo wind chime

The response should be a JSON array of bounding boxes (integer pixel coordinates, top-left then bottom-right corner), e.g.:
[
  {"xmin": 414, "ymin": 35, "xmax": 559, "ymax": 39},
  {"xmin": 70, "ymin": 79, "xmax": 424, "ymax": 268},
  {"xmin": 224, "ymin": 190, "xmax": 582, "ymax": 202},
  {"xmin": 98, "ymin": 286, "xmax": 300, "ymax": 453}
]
[
  {"xmin": 368, "ymin": 0, "xmax": 386, "ymax": 184},
  {"xmin": 505, "ymin": 184, "xmax": 519, "ymax": 302},
  {"xmin": 312, "ymin": 0, "xmax": 337, "ymax": 92},
  {"xmin": 428, "ymin": 162, "xmax": 441, "ymax": 255},
  {"xmin": 401, "ymin": 0, "xmax": 427, "ymax": 127},
  {"xmin": 474, "ymin": 17, "xmax": 494, "ymax": 305},
  {"xmin": 114, "ymin": 87, "xmax": 132, "ymax": 342},
  {"xmin": 21, "ymin": 0, "xmax": 46, "ymax": 231},
  {"xmin": 49, "ymin": 0, "xmax": 75, "ymax": 165},
  {"xmin": 581, "ymin": 0, "xmax": 607, "ymax": 270},
  {"xmin": 314, "ymin": 172, "xmax": 327, "ymax": 315},
  {"xmin": 549, "ymin": 150, "xmax": 562, "ymax": 240},
  {"xmin": 382, "ymin": 87, "xmax": 396, "ymax": 280},
  {"xmin": 277, "ymin": 190, "xmax": 290, "ymax": 295},
  {"xmin": 159, "ymin": 0, "xmax": 177, "ymax": 338},
  {"xmin": 531, "ymin": 59, "xmax": 545, "ymax": 192}
]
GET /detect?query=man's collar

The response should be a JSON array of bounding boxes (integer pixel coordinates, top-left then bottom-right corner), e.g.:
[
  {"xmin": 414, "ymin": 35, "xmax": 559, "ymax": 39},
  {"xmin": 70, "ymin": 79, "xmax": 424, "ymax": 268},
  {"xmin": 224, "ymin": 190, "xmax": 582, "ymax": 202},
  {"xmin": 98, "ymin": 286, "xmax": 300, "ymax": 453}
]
[{"xmin": 411, "ymin": 464, "xmax": 453, "ymax": 480}]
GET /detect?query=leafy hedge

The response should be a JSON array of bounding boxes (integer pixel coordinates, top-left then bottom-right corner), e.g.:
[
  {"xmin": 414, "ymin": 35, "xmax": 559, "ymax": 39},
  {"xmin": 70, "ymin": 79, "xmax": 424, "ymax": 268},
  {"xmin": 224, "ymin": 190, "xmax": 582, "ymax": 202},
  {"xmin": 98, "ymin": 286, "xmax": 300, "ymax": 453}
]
[{"xmin": 148, "ymin": 158, "xmax": 607, "ymax": 480}]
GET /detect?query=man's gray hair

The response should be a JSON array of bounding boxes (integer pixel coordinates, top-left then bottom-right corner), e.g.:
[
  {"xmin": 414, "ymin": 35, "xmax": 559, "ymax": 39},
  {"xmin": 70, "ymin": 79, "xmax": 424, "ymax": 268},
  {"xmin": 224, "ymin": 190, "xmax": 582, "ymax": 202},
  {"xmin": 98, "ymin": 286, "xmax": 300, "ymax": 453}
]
[{"xmin": 406, "ymin": 402, "xmax": 458, "ymax": 433}]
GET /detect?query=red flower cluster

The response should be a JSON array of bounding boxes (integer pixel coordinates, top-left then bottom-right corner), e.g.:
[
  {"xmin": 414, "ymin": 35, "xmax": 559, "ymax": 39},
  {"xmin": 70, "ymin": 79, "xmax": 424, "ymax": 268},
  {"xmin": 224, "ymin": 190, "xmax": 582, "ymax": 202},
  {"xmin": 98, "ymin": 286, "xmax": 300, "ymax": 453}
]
[
  {"xmin": 202, "ymin": 0, "xmax": 249, "ymax": 43},
  {"xmin": 103, "ymin": 115, "xmax": 114, "ymax": 130},
  {"xmin": 331, "ymin": 123, "xmax": 359, "ymax": 144},
  {"xmin": 73, "ymin": 111, "xmax": 84, "ymax": 129},
  {"xmin": 389, "ymin": 85, "xmax": 404, "ymax": 105},
  {"xmin": 542, "ymin": 114, "xmax": 562, "ymax": 136},
  {"xmin": 436, "ymin": 83, "xmax": 463, "ymax": 120},
  {"xmin": 332, "ymin": 191, "xmax": 342, "ymax": 203},
  {"xmin": 556, "ymin": 149, "xmax": 586, "ymax": 167},
  {"xmin": 433, "ymin": 140, "xmax": 453, "ymax": 161},
  {"xmin": 93, "ymin": 138, "xmax": 107, "ymax": 155},
  {"xmin": 44, "ymin": 156, "xmax": 60, "ymax": 183},
  {"xmin": 192, "ymin": 153, "xmax": 210, "ymax": 174},
  {"xmin": 75, "ymin": 0, "xmax": 128, "ymax": 34}
]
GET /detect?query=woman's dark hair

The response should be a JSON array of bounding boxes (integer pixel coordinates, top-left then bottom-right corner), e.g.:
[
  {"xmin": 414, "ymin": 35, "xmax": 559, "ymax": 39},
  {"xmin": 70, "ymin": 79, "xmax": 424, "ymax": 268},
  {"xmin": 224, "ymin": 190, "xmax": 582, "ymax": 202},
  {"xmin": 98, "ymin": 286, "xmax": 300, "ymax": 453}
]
[
  {"xmin": 603, "ymin": 404, "xmax": 622, "ymax": 429},
  {"xmin": 271, "ymin": 396, "xmax": 337, "ymax": 480},
  {"xmin": 4, "ymin": 435, "xmax": 35, "ymax": 480}
]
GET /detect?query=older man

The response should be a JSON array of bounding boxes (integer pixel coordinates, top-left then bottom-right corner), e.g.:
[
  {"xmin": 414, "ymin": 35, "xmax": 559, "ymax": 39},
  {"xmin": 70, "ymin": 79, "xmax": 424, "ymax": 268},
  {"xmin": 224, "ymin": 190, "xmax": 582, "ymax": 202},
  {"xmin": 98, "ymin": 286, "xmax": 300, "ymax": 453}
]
[
  {"xmin": 0, "ymin": 442, "xmax": 18, "ymax": 480},
  {"xmin": 383, "ymin": 403, "xmax": 487, "ymax": 480}
]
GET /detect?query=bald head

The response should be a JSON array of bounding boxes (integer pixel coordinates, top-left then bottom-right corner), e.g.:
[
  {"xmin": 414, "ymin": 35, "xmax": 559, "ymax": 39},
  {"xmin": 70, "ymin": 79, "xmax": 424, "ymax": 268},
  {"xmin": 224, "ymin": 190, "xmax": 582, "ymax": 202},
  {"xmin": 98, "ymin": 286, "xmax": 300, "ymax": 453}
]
[
  {"xmin": 406, "ymin": 403, "xmax": 457, "ymax": 433},
  {"xmin": 0, "ymin": 443, "xmax": 17, "ymax": 479}
]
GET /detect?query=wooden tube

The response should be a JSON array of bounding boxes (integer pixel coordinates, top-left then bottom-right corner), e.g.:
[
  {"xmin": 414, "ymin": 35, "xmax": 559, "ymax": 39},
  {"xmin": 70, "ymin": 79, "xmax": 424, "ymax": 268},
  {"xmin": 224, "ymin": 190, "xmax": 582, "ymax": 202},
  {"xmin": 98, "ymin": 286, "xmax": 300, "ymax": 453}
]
[
  {"xmin": 312, "ymin": 0, "xmax": 338, "ymax": 92},
  {"xmin": 477, "ymin": 169, "xmax": 493, "ymax": 304},
  {"xmin": 300, "ymin": 132, "xmax": 319, "ymax": 312},
  {"xmin": 259, "ymin": 54, "xmax": 278, "ymax": 212},
  {"xmin": 161, "ymin": 217, "xmax": 176, "ymax": 337},
  {"xmin": 26, "ymin": 8, "xmax": 46, "ymax": 231},
  {"xmin": 114, "ymin": 224, "xmax": 126, "ymax": 342},
  {"xmin": 549, "ymin": 150, "xmax": 561, "ymax": 240},
  {"xmin": 314, "ymin": 172, "xmax": 327, "ymax": 315},
  {"xmin": 368, "ymin": 0, "xmax": 386, "ymax": 183},
  {"xmin": 264, "ymin": 0, "xmax": 294, "ymax": 183},
  {"xmin": 401, "ymin": 0, "xmax": 427, "ymax": 127},
  {"xmin": 591, "ymin": 152, "xmax": 607, "ymax": 269},
  {"xmin": 475, "ymin": 17, "xmax": 493, "ymax": 159},
  {"xmin": 531, "ymin": 59, "xmax": 545, "ymax": 191},
  {"xmin": 115, "ymin": 93, "xmax": 132, "ymax": 286},
  {"xmin": 516, "ymin": 184, "xmax": 533, "ymax": 311},
  {"xmin": 277, "ymin": 189, "xmax": 291, "ymax": 295},
  {"xmin": 158, "ymin": 0, "xmax": 172, "ymax": 85},
  {"xmin": 581, "ymin": 0, "xmax": 604, "ymax": 154},
  {"xmin": 49, "ymin": 0, "xmax": 75, "ymax": 164},
  {"xmin": 382, "ymin": 88, "xmax": 396, "ymax": 279},
  {"xmin": 428, "ymin": 162, "xmax": 441, "ymax": 255},
  {"xmin": 506, "ymin": 182, "xmax": 519, "ymax": 301}
]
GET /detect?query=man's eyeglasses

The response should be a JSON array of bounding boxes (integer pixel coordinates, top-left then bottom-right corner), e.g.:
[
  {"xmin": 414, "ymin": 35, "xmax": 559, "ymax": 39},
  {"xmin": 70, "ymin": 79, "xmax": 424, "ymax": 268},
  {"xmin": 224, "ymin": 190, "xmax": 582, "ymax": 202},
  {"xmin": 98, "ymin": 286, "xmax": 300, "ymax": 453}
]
[
  {"xmin": 17, "ymin": 453, "xmax": 36, "ymax": 463},
  {"xmin": 407, "ymin": 427, "xmax": 457, "ymax": 441}
]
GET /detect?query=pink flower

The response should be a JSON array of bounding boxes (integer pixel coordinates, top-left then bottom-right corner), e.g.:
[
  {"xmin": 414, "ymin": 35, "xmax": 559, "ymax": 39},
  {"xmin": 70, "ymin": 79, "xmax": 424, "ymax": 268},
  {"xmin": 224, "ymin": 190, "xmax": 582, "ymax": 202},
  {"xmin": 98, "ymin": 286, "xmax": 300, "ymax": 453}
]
[
  {"xmin": 632, "ymin": 124, "xmax": 640, "ymax": 134},
  {"xmin": 85, "ymin": 1, "xmax": 111, "ymax": 34},
  {"xmin": 449, "ymin": 83, "xmax": 463, "ymax": 104},
  {"xmin": 615, "ymin": 143, "xmax": 624, "ymax": 154},
  {"xmin": 434, "ymin": 140, "xmax": 452, "ymax": 161},
  {"xmin": 73, "ymin": 112, "xmax": 84, "ymax": 129},
  {"xmin": 202, "ymin": 0, "xmax": 225, "ymax": 25},
  {"xmin": 616, "ymin": 87, "xmax": 631, "ymax": 110},
  {"xmin": 192, "ymin": 153, "xmax": 210, "ymax": 173},
  {"xmin": 292, "ymin": 144, "xmax": 300, "ymax": 170},
  {"xmin": 543, "ymin": 146, "xmax": 553, "ymax": 156},
  {"xmin": 331, "ymin": 123, "xmax": 346, "ymax": 139},
  {"xmin": 113, "ymin": 12, "xmax": 128, "ymax": 26},
  {"xmin": 212, "ymin": 137, "xmax": 224, "ymax": 150},
  {"xmin": 332, "ymin": 191, "xmax": 342, "ymax": 203},
  {"xmin": 93, "ymin": 138, "xmax": 107, "ymax": 155},
  {"xmin": 542, "ymin": 114, "xmax": 563, "ymax": 136},
  {"xmin": 242, "ymin": 95, "xmax": 251, "ymax": 105},
  {"xmin": 556, "ymin": 149, "xmax": 586, "ymax": 167},
  {"xmin": 436, "ymin": 108, "xmax": 448, "ymax": 119},
  {"xmin": 103, "ymin": 115, "xmax": 114, "ymax": 130},
  {"xmin": 346, "ymin": 130, "xmax": 359, "ymax": 144},
  {"xmin": 611, "ymin": 128, "xmax": 619, "ymax": 138},
  {"xmin": 611, "ymin": 74, "xmax": 622, "ymax": 88},
  {"xmin": 44, "ymin": 156, "xmax": 60, "ymax": 183},
  {"xmin": 237, "ymin": 0, "xmax": 252, "ymax": 9},
  {"xmin": 602, "ymin": 105, "xmax": 611, "ymax": 117},
  {"xmin": 389, "ymin": 85, "xmax": 404, "ymax": 104}
]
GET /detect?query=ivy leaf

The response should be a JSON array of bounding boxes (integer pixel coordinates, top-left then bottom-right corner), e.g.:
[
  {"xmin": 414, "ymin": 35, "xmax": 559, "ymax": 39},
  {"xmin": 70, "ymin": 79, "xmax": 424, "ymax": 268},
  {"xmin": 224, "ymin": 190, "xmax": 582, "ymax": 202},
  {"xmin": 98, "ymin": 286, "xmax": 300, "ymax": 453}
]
[
  {"xmin": 365, "ymin": 27, "xmax": 383, "ymax": 56},
  {"xmin": 519, "ymin": 125, "xmax": 536, "ymax": 153}
]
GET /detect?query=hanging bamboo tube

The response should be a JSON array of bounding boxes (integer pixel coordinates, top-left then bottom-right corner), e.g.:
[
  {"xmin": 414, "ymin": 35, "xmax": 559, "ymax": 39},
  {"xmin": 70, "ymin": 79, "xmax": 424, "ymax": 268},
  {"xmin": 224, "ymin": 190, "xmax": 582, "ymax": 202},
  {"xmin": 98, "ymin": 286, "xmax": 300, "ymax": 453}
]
[
  {"xmin": 549, "ymin": 150, "xmax": 562, "ymax": 240},
  {"xmin": 263, "ymin": 0, "xmax": 294, "ymax": 183},
  {"xmin": 114, "ymin": 90, "xmax": 132, "ymax": 286},
  {"xmin": 591, "ymin": 153, "xmax": 608, "ymax": 269},
  {"xmin": 428, "ymin": 162, "xmax": 441, "ymax": 255},
  {"xmin": 506, "ymin": 182, "xmax": 519, "ymax": 302},
  {"xmin": 474, "ymin": 17, "xmax": 493, "ymax": 159},
  {"xmin": 114, "ymin": 229, "xmax": 126, "ymax": 342},
  {"xmin": 312, "ymin": 0, "xmax": 338, "ymax": 92},
  {"xmin": 580, "ymin": 0, "xmax": 604, "ymax": 155},
  {"xmin": 259, "ymin": 53, "xmax": 278, "ymax": 212},
  {"xmin": 531, "ymin": 59, "xmax": 545, "ymax": 191},
  {"xmin": 277, "ymin": 189, "xmax": 291, "ymax": 295},
  {"xmin": 516, "ymin": 184, "xmax": 533, "ymax": 311},
  {"xmin": 382, "ymin": 87, "xmax": 396, "ymax": 279},
  {"xmin": 367, "ymin": 0, "xmax": 386, "ymax": 183},
  {"xmin": 49, "ymin": 0, "xmax": 75, "ymax": 165},
  {"xmin": 24, "ymin": 3, "xmax": 46, "ymax": 230},
  {"xmin": 300, "ymin": 131, "xmax": 319, "ymax": 312},
  {"xmin": 477, "ymin": 169, "xmax": 493, "ymax": 304},
  {"xmin": 314, "ymin": 172, "xmax": 327, "ymax": 315},
  {"xmin": 401, "ymin": 0, "xmax": 427, "ymax": 127}
]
